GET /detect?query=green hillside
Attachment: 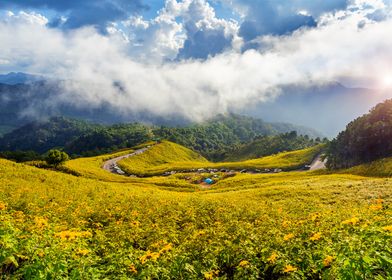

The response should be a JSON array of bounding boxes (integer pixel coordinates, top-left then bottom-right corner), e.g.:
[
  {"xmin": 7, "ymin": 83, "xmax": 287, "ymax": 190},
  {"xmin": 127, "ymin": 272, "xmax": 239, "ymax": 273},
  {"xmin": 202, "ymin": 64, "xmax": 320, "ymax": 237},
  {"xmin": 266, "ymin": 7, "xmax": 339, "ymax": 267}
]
[
  {"xmin": 0, "ymin": 114, "xmax": 323, "ymax": 161},
  {"xmin": 224, "ymin": 131, "xmax": 323, "ymax": 161},
  {"xmin": 117, "ymin": 141, "xmax": 324, "ymax": 176},
  {"xmin": 326, "ymin": 99, "xmax": 392, "ymax": 169},
  {"xmin": 339, "ymin": 157, "xmax": 392, "ymax": 177}
]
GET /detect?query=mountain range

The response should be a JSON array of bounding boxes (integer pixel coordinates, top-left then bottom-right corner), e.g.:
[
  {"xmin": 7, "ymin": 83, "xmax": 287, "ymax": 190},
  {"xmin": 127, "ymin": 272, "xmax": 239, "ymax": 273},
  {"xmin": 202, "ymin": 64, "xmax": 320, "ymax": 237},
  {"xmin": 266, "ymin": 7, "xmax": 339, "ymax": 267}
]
[{"xmin": 0, "ymin": 72, "xmax": 389, "ymax": 137}]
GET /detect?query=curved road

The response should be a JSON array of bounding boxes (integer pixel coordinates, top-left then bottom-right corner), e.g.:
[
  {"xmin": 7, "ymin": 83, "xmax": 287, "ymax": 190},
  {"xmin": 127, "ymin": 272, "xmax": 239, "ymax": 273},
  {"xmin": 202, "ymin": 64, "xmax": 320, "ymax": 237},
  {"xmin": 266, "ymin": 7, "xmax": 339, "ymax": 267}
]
[
  {"xmin": 102, "ymin": 146, "xmax": 151, "ymax": 175},
  {"xmin": 102, "ymin": 144, "xmax": 327, "ymax": 177},
  {"xmin": 309, "ymin": 154, "xmax": 327, "ymax": 171}
]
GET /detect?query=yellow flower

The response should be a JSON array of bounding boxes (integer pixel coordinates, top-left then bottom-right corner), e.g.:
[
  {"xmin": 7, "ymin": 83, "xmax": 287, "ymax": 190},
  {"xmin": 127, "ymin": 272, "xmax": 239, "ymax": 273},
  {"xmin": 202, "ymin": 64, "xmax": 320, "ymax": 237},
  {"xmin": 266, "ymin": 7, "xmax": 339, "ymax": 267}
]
[
  {"xmin": 376, "ymin": 198, "xmax": 384, "ymax": 204},
  {"xmin": 323, "ymin": 255, "xmax": 334, "ymax": 267},
  {"xmin": 0, "ymin": 202, "xmax": 7, "ymax": 211},
  {"xmin": 282, "ymin": 220, "xmax": 291, "ymax": 228},
  {"xmin": 342, "ymin": 217, "xmax": 359, "ymax": 226},
  {"xmin": 131, "ymin": 221, "xmax": 140, "ymax": 227},
  {"xmin": 309, "ymin": 232, "xmax": 322, "ymax": 241},
  {"xmin": 309, "ymin": 213, "xmax": 321, "ymax": 221},
  {"xmin": 54, "ymin": 230, "xmax": 92, "ymax": 241},
  {"xmin": 383, "ymin": 225, "xmax": 392, "ymax": 231},
  {"xmin": 238, "ymin": 260, "xmax": 250, "ymax": 268},
  {"xmin": 76, "ymin": 248, "xmax": 89, "ymax": 256},
  {"xmin": 267, "ymin": 252, "xmax": 278, "ymax": 264},
  {"xmin": 159, "ymin": 243, "xmax": 173, "ymax": 254},
  {"xmin": 139, "ymin": 251, "xmax": 160, "ymax": 264},
  {"xmin": 204, "ymin": 270, "xmax": 219, "ymax": 280},
  {"xmin": 129, "ymin": 264, "xmax": 138, "ymax": 274},
  {"xmin": 37, "ymin": 251, "xmax": 45, "ymax": 258},
  {"xmin": 369, "ymin": 204, "xmax": 383, "ymax": 211},
  {"xmin": 34, "ymin": 217, "xmax": 48, "ymax": 229},
  {"xmin": 283, "ymin": 233, "xmax": 295, "ymax": 241},
  {"xmin": 195, "ymin": 230, "xmax": 206, "ymax": 237},
  {"xmin": 283, "ymin": 265, "xmax": 298, "ymax": 273}
]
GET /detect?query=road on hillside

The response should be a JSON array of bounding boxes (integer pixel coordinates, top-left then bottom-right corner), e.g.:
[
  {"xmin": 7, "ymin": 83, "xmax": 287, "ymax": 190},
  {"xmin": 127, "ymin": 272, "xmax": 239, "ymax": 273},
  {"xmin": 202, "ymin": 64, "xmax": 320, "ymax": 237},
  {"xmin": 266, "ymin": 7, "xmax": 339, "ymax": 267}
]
[
  {"xmin": 102, "ymin": 146, "xmax": 151, "ymax": 175},
  {"xmin": 102, "ymin": 144, "xmax": 327, "ymax": 177},
  {"xmin": 308, "ymin": 154, "xmax": 327, "ymax": 171}
]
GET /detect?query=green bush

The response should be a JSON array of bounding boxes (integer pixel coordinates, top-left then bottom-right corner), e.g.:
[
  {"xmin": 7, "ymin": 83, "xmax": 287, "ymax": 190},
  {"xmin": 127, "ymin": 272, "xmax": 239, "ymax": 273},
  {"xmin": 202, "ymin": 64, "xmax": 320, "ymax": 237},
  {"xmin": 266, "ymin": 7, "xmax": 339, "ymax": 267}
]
[{"xmin": 45, "ymin": 149, "xmax": 69, "ymax": 167}]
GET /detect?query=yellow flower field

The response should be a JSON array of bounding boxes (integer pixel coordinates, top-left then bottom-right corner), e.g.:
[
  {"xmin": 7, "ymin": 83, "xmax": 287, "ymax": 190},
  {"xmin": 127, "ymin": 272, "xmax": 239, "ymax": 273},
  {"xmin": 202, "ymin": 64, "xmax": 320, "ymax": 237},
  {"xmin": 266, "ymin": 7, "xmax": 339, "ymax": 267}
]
[{"xmin": 1, "ymin": 141, "xmax": 392, "ymax": 279}]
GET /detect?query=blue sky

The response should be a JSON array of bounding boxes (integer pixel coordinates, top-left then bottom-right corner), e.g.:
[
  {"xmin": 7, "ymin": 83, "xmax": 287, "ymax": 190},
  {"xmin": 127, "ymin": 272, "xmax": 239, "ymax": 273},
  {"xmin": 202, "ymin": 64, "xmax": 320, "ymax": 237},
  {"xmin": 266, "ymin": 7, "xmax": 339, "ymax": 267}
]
[
  {"xmin": 0, "ymin": 0, "xmax": 354, "ymax": 59},
  {"xmin": 0, "ymin": 0, "xmax": 392, "ymax": 123},
  {"xmin": 1, "ymin": 0, "xmax": 388, "ymax": 60}
]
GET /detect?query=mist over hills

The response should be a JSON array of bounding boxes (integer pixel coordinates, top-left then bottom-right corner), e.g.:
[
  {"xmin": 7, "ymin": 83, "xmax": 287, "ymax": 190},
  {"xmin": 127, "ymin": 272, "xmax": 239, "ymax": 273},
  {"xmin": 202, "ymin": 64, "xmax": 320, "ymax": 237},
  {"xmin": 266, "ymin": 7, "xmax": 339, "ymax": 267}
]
[
  {"xmin": 245, "ymin": 82, "xmax": 389, "ymax": 137},
  {"xmin": 0, "ymin": 73, "xmax": 388, "ymax": 138}
]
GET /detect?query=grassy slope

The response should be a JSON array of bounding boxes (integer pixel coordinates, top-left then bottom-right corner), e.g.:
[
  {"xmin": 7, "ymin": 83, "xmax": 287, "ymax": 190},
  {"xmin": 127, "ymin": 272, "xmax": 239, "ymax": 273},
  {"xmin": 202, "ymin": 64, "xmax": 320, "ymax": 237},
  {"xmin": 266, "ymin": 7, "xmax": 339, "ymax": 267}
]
[
  {"xmin": 64, "ymin": 148, "xmax": 136, "ymax": 182},
  {"xmin": 118, "ymin": 141, "xmax": 324, "ymax": 176},
  {"xmin": 63, "ymin": 142, "xmax": 201, "ymax": 191},
  {"xmin": 341, "ymin": 157, "xmax": 392, "ymax": 177},
  {"xmin": 224, "ymin": 137, "xmax": 319, "ymax": 162},
  {"xmin": 312, "ymin": 156, "xmax": 392, "ymax": 178},
  {"xmin": 0, "ymin": 158, "xmax": 391, "ymax": 278}
]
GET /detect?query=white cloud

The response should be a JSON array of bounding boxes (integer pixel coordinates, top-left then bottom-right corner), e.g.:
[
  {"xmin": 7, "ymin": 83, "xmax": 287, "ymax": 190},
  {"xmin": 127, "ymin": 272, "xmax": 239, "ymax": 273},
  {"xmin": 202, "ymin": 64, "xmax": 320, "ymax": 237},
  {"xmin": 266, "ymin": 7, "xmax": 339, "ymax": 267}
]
[
  {"xmin": 0, "ymin": 8, "xmax": 392, "ymax": 121},
  {"xmin": 1, "ymin": 10, "xmax": 48, "ymax": 25},
  {"xmin": 121, "ymin": 0, "xmax": 241, "ymax": 62},
  {"xmin": 122, "ymin": 14, "xmax": 185, "ymax": 62},
  {"xmin": 0, "ymin": 59, "xmax": 10, "ymax": 65}
]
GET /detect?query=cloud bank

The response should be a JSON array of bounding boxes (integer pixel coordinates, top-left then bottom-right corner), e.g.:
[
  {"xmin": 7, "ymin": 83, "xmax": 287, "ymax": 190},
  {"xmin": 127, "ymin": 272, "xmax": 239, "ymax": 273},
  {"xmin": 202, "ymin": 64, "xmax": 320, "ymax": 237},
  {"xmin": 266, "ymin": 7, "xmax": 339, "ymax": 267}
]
[
  {"xmin": 0, "ymin": 0, "xmax": 392, "ymax": 122},
  {"xmin": 0, "ymin": 0, "xmax": 148, "ymax": 31}
]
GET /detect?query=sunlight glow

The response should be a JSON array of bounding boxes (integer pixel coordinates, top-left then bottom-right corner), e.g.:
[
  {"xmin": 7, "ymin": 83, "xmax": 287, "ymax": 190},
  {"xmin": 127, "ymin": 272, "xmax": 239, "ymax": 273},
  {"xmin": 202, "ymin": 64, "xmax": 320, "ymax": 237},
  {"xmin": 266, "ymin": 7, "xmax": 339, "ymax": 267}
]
[{"xmin": 382, "ymin": 75, "xmax": 392, "ymax": 88}]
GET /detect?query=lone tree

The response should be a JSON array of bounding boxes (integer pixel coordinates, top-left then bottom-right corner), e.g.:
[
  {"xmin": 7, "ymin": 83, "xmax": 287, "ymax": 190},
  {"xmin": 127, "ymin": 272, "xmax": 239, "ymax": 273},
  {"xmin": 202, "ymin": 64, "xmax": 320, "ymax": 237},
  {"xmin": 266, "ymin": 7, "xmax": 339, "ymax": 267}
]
[{"xmin": 45, "ymin": 149, "xmax": 69, "ymax": 167}]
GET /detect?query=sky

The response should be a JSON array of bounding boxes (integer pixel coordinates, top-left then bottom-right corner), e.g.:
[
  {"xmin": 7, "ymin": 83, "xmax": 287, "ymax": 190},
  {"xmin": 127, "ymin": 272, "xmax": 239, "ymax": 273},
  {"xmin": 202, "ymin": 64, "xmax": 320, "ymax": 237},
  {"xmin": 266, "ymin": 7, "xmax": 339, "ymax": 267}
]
[{"xmin": 0, "ymin": 0, "xmax": 392, "ymax": 128}]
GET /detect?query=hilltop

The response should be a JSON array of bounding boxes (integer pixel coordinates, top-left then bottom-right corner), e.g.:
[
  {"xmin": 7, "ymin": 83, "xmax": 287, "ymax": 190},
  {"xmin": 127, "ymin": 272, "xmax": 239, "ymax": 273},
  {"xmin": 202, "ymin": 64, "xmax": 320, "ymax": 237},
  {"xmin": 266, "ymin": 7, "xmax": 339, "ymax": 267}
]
[{"xmin": 116, "ymin": 141, "xmax": 324, "ymax": 177}]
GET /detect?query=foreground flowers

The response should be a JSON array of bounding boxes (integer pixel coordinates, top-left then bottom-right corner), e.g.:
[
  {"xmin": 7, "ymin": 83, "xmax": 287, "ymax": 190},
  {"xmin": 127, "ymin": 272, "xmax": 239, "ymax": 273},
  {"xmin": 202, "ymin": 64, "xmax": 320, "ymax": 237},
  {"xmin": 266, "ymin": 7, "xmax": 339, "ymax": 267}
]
[
  {"xmin": 284, "ymin": 265, "xmax": 298, "ymax": 273},
  {"xmin": 54, "ymin": 230, "xmax": 92, "ymax": 240}
]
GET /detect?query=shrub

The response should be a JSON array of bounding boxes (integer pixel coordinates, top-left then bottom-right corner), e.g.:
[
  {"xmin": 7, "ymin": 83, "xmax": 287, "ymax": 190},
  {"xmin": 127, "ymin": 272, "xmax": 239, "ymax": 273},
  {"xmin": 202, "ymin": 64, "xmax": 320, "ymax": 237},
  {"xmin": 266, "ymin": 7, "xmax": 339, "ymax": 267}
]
[{"xmin": 45, "ymin": 149, "xmax": 69, "ymax": 167}]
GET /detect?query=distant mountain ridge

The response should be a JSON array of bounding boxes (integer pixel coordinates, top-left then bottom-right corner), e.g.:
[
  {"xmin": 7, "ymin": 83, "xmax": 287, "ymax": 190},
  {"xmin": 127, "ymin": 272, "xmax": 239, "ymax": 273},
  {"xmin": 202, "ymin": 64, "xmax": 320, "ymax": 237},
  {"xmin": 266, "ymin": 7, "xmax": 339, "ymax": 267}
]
[
  {"xmin": 0, "ymin": 76, "xmax": 323, "ymax": 138},
  {"xmin": 1, "ymin": 72, "xmax": 387, "ymax": 137},
  {"xmin": 0, "ymin": 72, "xmax": 43, "ymax": 85},
  {"xmin": 0, "ymin": 115, "xmax": 323, "ymax": 160}
]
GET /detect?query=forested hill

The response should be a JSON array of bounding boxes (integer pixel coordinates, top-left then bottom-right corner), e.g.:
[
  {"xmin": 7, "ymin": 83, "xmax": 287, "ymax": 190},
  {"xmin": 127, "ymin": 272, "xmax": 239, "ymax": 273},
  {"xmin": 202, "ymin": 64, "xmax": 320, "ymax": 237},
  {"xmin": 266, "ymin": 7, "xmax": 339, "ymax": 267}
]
[
  {"xmin": 326, "ymin": 99, "xmax": 392, "ymax": 169},
  {"xmin": 223, "ymin": 131, "xmax": 326, "ymax": 161},
  {"xmin": 0, "ymin": 114, "xmax": 323, "ymax": 161}
]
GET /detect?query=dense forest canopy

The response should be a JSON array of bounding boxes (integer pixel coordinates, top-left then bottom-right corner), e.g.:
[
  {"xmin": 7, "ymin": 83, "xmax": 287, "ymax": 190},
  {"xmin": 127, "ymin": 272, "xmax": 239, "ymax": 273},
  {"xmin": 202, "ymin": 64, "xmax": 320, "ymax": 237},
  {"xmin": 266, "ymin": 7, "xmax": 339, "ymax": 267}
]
[
  {"xmin": 0, "ymin": 114, "xmax": 322, "ymax": 162},
  {"xmin": 326, "ymin": 99, "xmax": 392, "ymax": 169},
  {"xmin": 223, "ymin": 131, "xmax": 325, "ymax": 161}
]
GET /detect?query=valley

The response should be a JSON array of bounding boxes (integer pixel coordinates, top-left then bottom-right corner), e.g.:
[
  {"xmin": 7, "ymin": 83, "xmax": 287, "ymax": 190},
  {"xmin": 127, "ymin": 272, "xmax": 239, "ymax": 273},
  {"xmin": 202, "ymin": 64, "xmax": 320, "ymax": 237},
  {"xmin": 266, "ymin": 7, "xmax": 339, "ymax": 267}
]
[{"xmin": 1, "ymin": 1, "xmax": 391, "ymax": 278}]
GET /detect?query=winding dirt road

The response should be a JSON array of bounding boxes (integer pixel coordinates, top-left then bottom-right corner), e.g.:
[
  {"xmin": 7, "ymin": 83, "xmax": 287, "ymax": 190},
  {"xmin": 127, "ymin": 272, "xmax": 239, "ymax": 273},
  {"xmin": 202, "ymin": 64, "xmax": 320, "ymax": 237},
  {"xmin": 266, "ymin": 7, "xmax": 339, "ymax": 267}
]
[
  {"xmin": 309, "ymin": 154, "xmax": 327, "ymax": 171},
  {"xmin": 102, "ymin": 146, "xmax": 151, "ymax": 175},
  {"xmin": 102, "ymin": 143, "xmax": 327, "ymax": 177}
]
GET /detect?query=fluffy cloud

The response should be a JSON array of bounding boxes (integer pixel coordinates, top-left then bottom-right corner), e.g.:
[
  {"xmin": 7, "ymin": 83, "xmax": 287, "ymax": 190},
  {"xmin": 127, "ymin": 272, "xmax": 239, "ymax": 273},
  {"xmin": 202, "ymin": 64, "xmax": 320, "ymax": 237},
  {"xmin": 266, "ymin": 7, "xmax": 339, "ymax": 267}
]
[
  {"xmin": 122, "ymin": 0, "xmax": 240, "ymax": 61},
  {"xmin": 219, "ymin": 0, "xmax": 351, "ymax": 49},
  {"xmin": 121, "ymin": 15, "xmax": 185, "ymax": 62},
  {"xmin": 0, "ymin": 0, "xmax": 147, "ymax": 31},
  {"xmin": 1, "ymin": 5, "xmax": 392, "ymax": 121},
  {"xmin": 170, "ymin": 0, "xmax": 240, "ymax": 59}
]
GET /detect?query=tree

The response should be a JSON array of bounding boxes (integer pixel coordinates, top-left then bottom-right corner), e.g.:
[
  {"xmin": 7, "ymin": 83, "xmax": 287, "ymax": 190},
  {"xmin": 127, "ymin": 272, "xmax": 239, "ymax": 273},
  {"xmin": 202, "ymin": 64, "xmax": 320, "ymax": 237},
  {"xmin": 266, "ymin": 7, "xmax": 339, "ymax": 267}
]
[
  {"xmin": 45, "ymin": 149, "xmax": 69, "ymax": 167},
  {"xmin": 325, "ymin": 99, "xmax": 392, "ymax": 169}
]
